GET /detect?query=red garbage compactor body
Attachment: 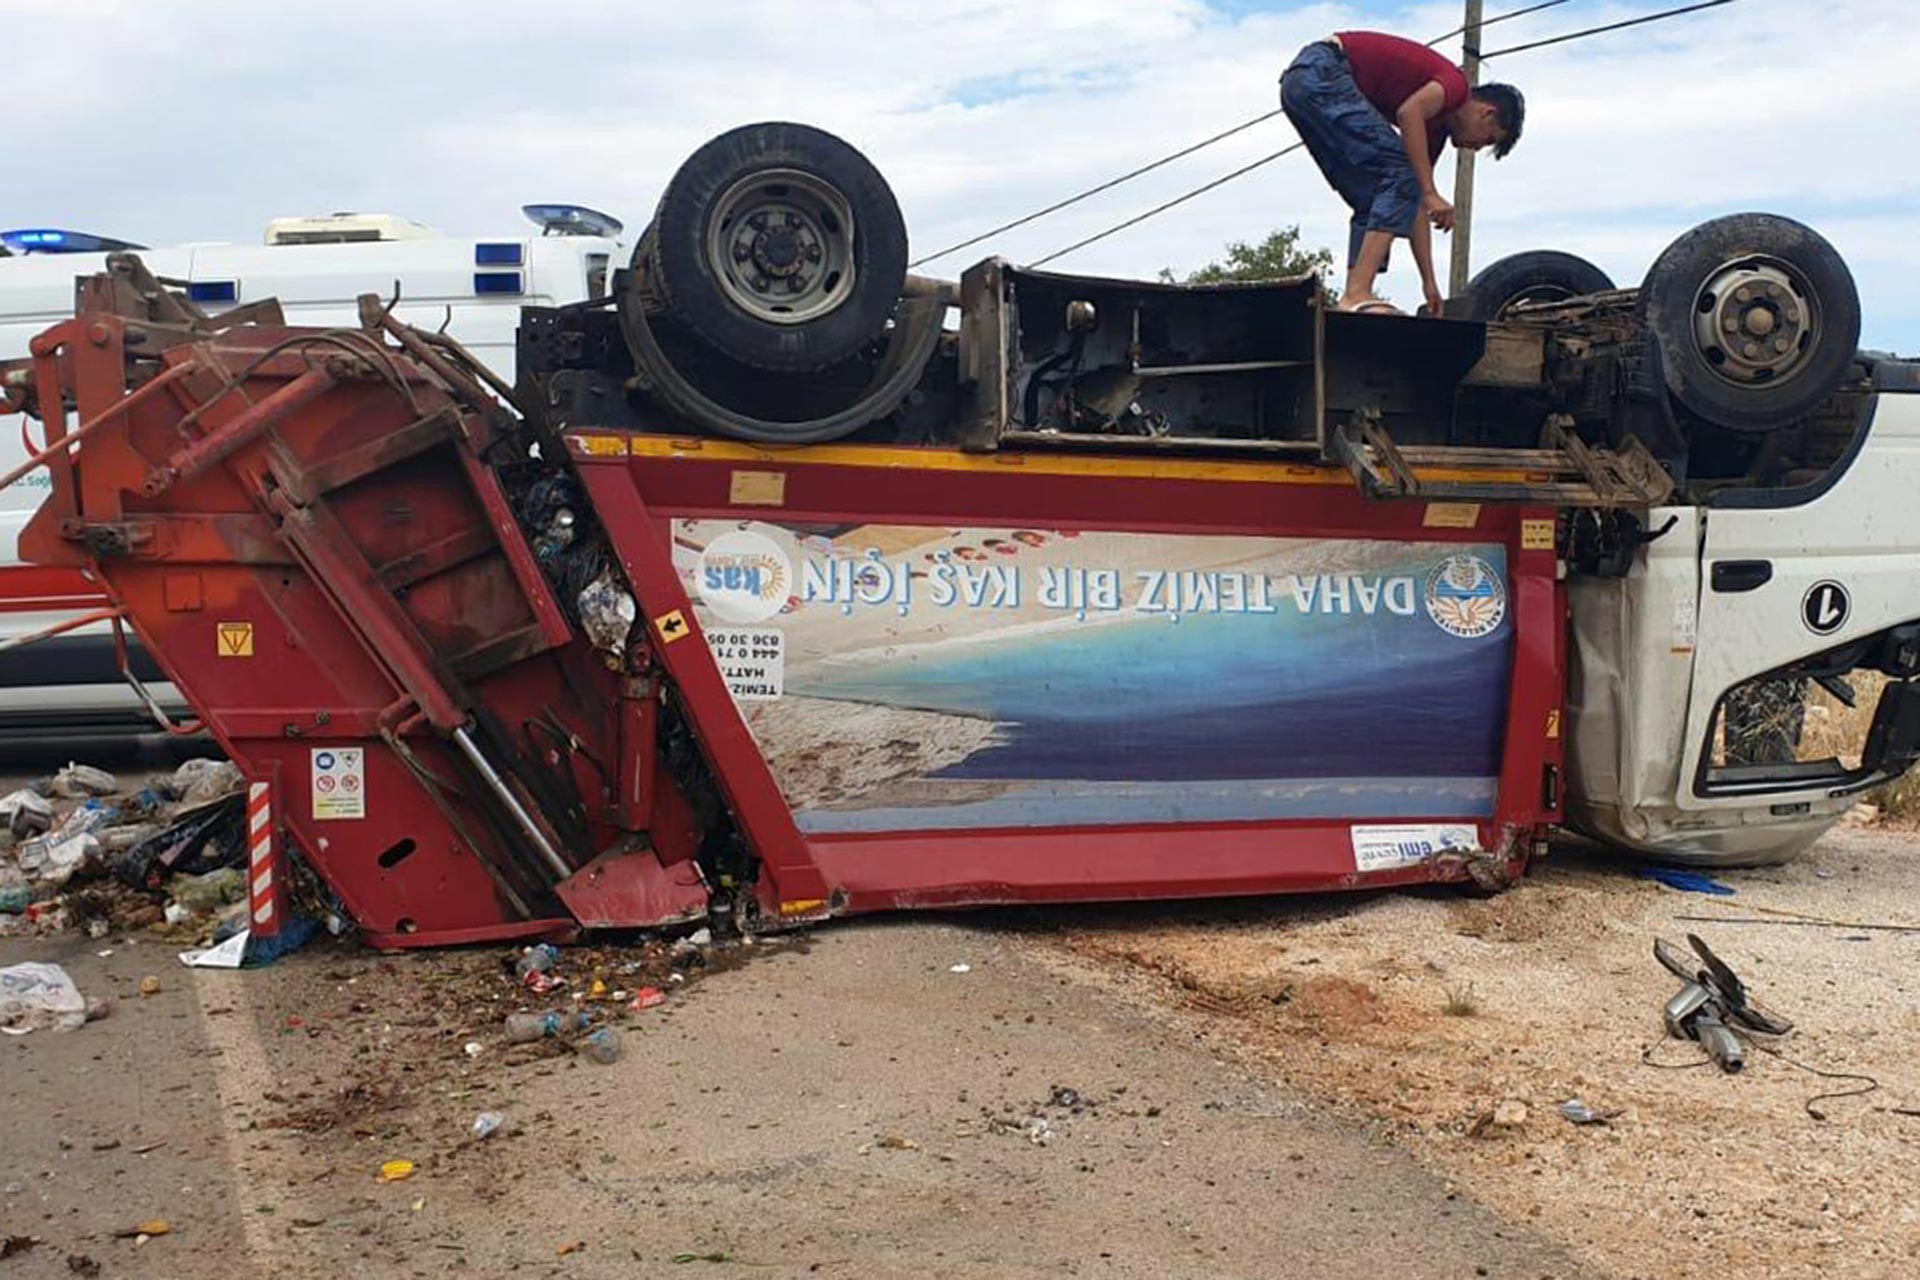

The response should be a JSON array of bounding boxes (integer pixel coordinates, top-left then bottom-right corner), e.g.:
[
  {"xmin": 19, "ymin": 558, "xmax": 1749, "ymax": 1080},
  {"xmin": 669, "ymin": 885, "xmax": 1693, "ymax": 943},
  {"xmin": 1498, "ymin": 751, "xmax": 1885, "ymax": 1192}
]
[{"xmin": 20, "ymin": 314, "xmax": 1564, "ymax": 946}]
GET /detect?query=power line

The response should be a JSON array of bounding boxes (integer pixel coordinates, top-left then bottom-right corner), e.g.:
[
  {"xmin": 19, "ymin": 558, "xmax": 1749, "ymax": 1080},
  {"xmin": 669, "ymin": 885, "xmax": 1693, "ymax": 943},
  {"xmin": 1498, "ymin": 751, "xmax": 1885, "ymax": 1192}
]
[
  {"xmin": 907, "ymin": 108, "xmax": 1285, "ymax": 268},
  {"xmin": 1028, "ymin": 142, "xmax": 1306, "ymax": 268},
  {"xmin": 1482, "ymin": 0, "xmax": 1733, "ymax": 59},
  {"xmin": 1030, "ymin": 0, "xmax": 1740, "ymax": 267},
  {"xmin": 1426, "ymin": 0, "xmax": 1573, "ymax": 49}
]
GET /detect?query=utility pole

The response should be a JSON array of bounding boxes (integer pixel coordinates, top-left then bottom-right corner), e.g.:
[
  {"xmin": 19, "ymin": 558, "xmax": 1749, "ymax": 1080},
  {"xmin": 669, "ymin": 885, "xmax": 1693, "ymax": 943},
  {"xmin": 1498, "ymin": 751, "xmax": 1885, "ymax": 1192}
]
[{"xmin": 1448, "ymin": 0, "xmax": 1484, "ymax": 295}]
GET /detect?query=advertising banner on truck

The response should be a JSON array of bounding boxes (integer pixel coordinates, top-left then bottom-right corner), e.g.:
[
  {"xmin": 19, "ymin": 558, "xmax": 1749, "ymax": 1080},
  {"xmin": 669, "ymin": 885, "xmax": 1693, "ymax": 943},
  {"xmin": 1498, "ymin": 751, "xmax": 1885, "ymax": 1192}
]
[{"xmin": 675, "ymin": 520, "xmax": 1513, "ymax": 833}]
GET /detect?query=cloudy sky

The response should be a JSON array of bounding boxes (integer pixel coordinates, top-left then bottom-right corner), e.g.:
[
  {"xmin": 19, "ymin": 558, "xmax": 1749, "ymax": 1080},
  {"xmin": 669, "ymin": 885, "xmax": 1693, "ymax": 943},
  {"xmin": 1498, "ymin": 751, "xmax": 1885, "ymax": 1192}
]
[{"xmin": 14, "ymin": 0, "xmax": 1919, "ymax": 351}]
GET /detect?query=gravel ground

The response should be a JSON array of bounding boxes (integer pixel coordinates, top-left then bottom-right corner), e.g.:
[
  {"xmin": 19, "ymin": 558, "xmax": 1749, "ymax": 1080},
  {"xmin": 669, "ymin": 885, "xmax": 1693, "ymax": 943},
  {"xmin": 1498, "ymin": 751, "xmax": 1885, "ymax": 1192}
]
[{"xmin": 1024, "ymin": 823, "xmax": 1920, "ymax": 1280}]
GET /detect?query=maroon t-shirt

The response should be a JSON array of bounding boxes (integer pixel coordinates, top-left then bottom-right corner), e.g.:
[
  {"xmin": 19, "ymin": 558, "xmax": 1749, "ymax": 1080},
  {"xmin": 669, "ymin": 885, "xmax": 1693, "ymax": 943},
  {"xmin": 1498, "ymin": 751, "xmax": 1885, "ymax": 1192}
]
[{"xmin": 1337, "ymin": 30, "xmax": 1469, "ymax": 161}]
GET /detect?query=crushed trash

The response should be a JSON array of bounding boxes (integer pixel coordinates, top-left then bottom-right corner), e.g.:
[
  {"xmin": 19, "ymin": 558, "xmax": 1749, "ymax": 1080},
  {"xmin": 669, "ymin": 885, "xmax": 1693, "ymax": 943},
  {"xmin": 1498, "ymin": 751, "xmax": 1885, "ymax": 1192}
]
[
  {"xmin": 0, "ymin": 962, "xmax": 89, "ymax": 1034},
  {"xmin": 472, "ymin": 1111, "xmax": 506, "ymax": 1140},
  {"xmin": 171, "ymin": 758, "xmax": 244, "ymax": 806},
  {"xmin": 0, "ymin": 788, "xmax": 53, "ymax": 837},
  {"xmin": 577, "ymin": 567, "xmax": 637, "ymax": 662},
  {"xmin": 178, "ymin": 929, "xmax": 250, "ymax": 969},
  {"xmin": 51, "ymin": 763, "xmax": 118, "ymax": 799},
  {"xmin": 582, "ymin": 1026, "xmax": 622, "ymax": 1064},
  {"xmin": 629, "ymin": 986, "xmax": 668, "ymax": 1011},
  {"xmin": 376, "ymin": 1159, "xmax": 416, "ymax": 1183},
  {"xmin": 167, "ymin": 866, "xmax": 247, "ymax": 913},
  {"xmin": 504, "ymin": 1009, "xmax": 591, "ymax": 1042},
  {"xmin": 949, "ymin": 962, "xmax": 972, "ymax": 974},
  {"xmin": 138, "ymin": 975, "xmax": 161, "ymax": 997}
]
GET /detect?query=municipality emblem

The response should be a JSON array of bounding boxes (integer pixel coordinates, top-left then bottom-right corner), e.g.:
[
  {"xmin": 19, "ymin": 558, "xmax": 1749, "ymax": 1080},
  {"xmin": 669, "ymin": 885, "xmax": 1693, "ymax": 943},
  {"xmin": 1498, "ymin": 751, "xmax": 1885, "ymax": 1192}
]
[{"xmin": 1424, "ymin": 555, "xmax": 1507, "ymax": 639}]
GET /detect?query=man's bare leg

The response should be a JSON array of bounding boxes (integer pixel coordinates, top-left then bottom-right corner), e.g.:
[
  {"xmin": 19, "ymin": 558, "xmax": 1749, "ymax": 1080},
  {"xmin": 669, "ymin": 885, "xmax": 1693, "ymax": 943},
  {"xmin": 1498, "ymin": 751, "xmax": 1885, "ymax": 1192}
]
[{"xmin": 1338, "ymin": 231, "xmax": 1395, "ymax": 310}]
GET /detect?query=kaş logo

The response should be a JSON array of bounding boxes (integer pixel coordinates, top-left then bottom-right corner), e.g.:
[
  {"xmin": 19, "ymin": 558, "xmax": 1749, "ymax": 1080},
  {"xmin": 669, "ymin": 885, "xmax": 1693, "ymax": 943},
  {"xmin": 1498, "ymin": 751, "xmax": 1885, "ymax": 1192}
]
[{"xmin": 697, "ymin": 530, "xmax": 792, "ymax": 624}]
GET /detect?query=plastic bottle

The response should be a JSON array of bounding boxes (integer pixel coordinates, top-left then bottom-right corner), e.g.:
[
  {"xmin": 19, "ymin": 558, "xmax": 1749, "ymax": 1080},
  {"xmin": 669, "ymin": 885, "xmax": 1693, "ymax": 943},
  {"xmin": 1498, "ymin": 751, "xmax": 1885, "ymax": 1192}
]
[
  {"xmin": 582, "ymin": 1026, "xmax": 622, "ymax": 1064},
  {"xmin": 503, "ymin": 1009, "xmax": 588, "ymax": 1042},
  {"xmin": 513, "ymin": 943, "xmax": 561, "ymax": 980}
]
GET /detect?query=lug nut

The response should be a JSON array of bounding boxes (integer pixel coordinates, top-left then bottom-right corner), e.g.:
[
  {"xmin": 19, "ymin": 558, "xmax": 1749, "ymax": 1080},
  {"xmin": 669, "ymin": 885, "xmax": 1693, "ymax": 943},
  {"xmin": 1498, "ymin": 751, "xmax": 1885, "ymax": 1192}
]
[
  {"xmin": 805, "ymin": 244, "xmax": 822, "ymax": 262},
  {"xmin": 750, "ymin": 276, "xmax": 769, "ymax": 293},
  {"xmin": 1743, "ymin": 342, "xmax": 1760, "ymax": 358},
  {"xmin": 1774, "ymin": 337, "xmax": 1791, "ymax": 353},
  {"xmin": 1722, "ymin": 315, "xmax": 1738, "ymax": 332},
  {"xmin": 786, "ymin": 277, "xmax": 804, "ymax": 294},
  {"xmin": 1735, "ymin": 286, "xmax": 1752, "ymax": 303}
]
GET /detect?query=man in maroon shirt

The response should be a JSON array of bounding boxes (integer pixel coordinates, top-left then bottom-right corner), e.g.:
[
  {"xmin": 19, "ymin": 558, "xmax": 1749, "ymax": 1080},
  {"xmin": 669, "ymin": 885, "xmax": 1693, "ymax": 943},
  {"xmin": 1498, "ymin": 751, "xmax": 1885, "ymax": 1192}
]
[{"xmin": 1281, "ymin": 31, "xmax": 1523, "ymax": 316}]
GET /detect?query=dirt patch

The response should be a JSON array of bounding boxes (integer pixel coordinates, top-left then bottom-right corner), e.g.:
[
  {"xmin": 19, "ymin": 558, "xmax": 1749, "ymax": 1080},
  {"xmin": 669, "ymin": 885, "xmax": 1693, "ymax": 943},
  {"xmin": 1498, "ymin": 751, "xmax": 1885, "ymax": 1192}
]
[{"xmin": 1027, "ymin": 832, "xmax": 1920, "ymax": 1280}]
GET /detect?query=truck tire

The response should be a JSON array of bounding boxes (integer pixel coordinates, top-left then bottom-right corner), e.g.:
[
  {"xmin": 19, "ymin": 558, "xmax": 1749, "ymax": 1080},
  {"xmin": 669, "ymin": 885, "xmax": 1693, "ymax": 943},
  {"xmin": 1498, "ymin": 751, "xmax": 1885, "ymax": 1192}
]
[
  {"xmin": 1453, "ymin": 250, "xmax": 1614, "ymax": 321},
  {"xmin": 1639, "ymin": 213, "xmax": 1860, "ymax": 433},
  {"xmin": 643, "ymin": 122, "xmax": 908, "ymax": 374}
]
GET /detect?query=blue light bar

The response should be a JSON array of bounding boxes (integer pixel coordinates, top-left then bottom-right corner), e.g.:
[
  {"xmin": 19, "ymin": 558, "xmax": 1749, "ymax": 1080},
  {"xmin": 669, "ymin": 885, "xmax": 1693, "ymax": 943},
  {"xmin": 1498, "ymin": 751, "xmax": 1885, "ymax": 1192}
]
[
  {"xmin": 475, "ymin": 242, "xmax": 524, "ymax": 266},
  {"xmin": 0, "ymin": 228, "xmax": 147, "ymax": 255},
  {"xmin": 520, "ymin": 204, "xmax": 624, "ymax": 238},
  {"xmin": 187, "ymin": 280, "xmax": 239, "ymax": 304},
  {"xmin": 473, "ymin": 272, "xmax": 524, "ymax": 296}
]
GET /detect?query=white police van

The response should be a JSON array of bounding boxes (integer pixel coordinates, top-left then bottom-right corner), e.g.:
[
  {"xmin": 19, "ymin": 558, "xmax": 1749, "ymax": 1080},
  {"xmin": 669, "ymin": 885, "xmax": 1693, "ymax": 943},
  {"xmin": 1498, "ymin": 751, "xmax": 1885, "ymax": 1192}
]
[{"xmin": 0, "ymin": 207, "xmax": 624, "ymax": 734}]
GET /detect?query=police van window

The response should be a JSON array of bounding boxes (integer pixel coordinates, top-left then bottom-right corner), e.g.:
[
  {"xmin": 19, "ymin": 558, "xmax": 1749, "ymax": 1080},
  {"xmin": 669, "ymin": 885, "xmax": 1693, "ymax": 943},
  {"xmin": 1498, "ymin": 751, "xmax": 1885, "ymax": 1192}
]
[{"xmin": 587, "ymin": 254, "xmax": 610, "ymax": 300}]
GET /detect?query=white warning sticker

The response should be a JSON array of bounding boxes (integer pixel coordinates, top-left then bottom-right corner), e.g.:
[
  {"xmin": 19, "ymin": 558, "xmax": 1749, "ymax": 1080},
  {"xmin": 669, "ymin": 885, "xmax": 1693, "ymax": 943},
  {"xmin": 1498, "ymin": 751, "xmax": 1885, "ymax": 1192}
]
[
  {"xmin": 311, "ymin": 747, "xmax": 366, "ymax": 821},
  {"xmin": 1350, "ymin": 823, "xmax": 1480, "ymax": 873},
  {"xmin": 707, "ymin": 627, "xmax": 786, "ymax": 701}
]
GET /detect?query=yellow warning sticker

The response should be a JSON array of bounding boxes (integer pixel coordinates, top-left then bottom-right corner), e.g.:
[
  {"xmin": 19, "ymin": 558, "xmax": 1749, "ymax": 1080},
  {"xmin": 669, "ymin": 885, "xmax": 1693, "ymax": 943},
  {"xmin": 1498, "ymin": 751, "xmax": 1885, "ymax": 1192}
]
[
  {"xmin": 1521, "ymin": 518, "xmax": 1556, "ymax": 551},
  {"xmin": 216, "ymin": 621, "xmax": 254, "ymax": 658},
  {"xmin": 729, "ymin": 469, "xmax": 787, "ymax": 506},
  {"xmin": 1546, "ymin": 708, "xmax": 1562, "ymax": 740},
  {"xmin": 654, "ymin": 609, "xmax": 691, "ymax": 645},
  {"xmin": 1422, "ymin": 502, "xmax": 1481, "ymax": 529}
]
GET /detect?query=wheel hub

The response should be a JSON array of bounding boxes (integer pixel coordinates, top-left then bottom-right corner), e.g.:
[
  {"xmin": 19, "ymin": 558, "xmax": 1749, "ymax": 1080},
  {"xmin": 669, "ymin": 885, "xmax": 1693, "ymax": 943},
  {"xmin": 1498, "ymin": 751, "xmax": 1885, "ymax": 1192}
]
[
  {"xmin": 1692, "ymin": 257, "xmax": 1817, "ymax": 385},
  {"xmin": 708, "ymin": 169, "xmax": 856, "ymax": 325}
]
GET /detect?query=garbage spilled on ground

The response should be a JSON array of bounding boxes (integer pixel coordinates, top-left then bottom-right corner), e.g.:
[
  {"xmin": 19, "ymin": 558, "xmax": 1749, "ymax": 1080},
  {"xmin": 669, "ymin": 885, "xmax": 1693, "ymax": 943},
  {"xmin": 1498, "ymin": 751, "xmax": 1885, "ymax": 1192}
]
[{"xmin": 0, "ymin": 757, "xmax": 327, "ymax": 971}]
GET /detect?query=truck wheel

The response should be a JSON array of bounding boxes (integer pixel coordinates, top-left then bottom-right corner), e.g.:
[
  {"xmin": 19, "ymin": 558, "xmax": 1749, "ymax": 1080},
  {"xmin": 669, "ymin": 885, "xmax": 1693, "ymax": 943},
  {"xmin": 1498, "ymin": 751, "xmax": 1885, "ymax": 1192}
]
[
  {"xmin": 643, "ymin": 122, "xmax": 908, "ymax": 374},
  {"xmin": 1639, "ymin": 213, "xmax": 1860, "ymax": 433},
  {"xmin": 1454, "ymin": 250, "xmax": 1614, "ymax": 320}
]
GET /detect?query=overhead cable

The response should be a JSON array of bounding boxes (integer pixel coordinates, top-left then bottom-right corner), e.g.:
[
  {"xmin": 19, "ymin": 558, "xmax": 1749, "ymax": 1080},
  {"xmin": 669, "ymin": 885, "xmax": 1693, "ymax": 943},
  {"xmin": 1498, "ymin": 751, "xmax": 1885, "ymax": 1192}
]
[{"xmin": 1032, "ymin": 0, "xmax": 1740, "ymax": 266}]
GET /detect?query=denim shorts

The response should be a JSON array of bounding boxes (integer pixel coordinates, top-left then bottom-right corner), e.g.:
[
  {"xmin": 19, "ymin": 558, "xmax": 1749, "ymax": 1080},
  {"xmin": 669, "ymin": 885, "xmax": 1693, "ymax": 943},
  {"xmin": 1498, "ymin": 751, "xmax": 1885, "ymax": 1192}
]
[{"xmin": 1280, "ymin": 40, "xmax": 1421, "ymax": 268}]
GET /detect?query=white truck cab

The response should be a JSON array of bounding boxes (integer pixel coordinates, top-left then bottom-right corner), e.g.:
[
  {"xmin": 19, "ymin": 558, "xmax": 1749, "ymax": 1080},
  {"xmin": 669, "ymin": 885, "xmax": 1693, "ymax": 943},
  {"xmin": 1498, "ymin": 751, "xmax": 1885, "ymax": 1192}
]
[{"xmin": 0, "ymin": 207, "xmax": 624, "ymax": 734}]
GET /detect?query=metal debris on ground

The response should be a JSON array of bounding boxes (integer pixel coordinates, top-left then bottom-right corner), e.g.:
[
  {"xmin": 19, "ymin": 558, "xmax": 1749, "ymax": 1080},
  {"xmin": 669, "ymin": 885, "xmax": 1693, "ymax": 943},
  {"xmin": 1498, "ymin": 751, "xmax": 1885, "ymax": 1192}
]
[
  {"xmin": 472, "ymin": 1111, "xmax": 506, "ymax": 1140},
  {"xmin": 1558, "ymin": 1098, "xmax": 1621, "ymax": 1125},
  {"xmin": 1654, "ymin": 933, "xmax": 1791, "ymax": 1074}
]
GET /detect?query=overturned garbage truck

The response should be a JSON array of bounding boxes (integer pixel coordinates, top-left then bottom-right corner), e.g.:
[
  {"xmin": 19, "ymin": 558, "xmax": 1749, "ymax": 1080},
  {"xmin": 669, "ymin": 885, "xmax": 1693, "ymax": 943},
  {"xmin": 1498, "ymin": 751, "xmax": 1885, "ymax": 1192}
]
[{"xmin": 6, "ymin": 122, "xmax": 1918, "ymax": 946}]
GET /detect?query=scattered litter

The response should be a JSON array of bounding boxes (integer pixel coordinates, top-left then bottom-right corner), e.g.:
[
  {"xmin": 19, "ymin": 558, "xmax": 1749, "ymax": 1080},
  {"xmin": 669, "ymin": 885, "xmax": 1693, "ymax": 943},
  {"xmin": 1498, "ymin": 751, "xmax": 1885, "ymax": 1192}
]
[
  {"xmin": 1639, "ymin": 867, "xmax": 1736, "ymax": 895},
  {"xmin": 557, "ymin": 1240, "xmax": 586, "ymax": 1257},
  {"xmin": 670, "ymin": 927, "xmax": 712, "ymax": 958},
  {"xmin": 167, "ymin": 867, "xmax": 246, "ymax": 913},
  {"xmin": 113, "ymin": 1219, "xmax": 171, "ymax": 1240},
  {"xmin": 577, "ymin": 567, "xmax": 637, "ymax": 660},
  {"xmin": 0, "ymin": 962, "xmax": 89, "ymax": 1034},
  {"xmin": 171, "ymin": 759, "xmax": 244, "ymax": 806},
  {"xmin": 582, "ymin": 1026, "xmax": 622, "ymax": 1064},
  {"xmin": 163, "ymin": 903, "xmax": 191, "ymax": 926},
  {"xmin": 472, "ymin": 1111, "xmax": 506, "ymax": 1140},
  {"xmin": 1559, "ymin": 1098, "xmax": 1621, "ymax": 1125},
  {"xmin": 138, "ymin": 975, "xmax": 161, "ymax": 997},
  {"xmin": 0, "ymin": 788, "xmax": 52, "ymax": 838},
  {"xmin": 376, "ymin": 1159, "xmax": 416, "ymax": 1183},
  {"xmin": 463, "ymin": 1041, "xmax": 484, "ymax": 1058},
  {"xmin": 504, "ymin": 1010, "xmax": 590, "ymax": 1042},
  {"xmin": 514, "ymin": 943, "xmax": 561, "ymax": 980},
  {"xmin": 629, "ymin": 986, "xmax": 668, "ymax": 1011},
  {"xmin": 0, "ymin": 868, "xmax": 29, "ymax": 915},
  {"xmin": 51, "ymin": 763, "xmax": 118, "ymax": 799},
  {"xmin": 949, "ymin": 963, "xmax": 972, "ymax": 974},
  {"xmin": 178, "ymin": 929, "xmax": 250, "ymax": 969}
]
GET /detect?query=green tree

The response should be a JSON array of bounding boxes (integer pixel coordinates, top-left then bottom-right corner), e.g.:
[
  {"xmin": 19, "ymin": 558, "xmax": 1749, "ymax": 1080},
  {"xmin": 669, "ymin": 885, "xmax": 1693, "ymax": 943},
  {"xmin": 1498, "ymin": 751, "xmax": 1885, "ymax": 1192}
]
[{"xmin": 1161, "ymin": 225, "xmax": 1334, "ymax": 285}]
